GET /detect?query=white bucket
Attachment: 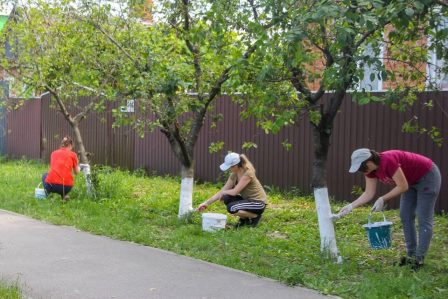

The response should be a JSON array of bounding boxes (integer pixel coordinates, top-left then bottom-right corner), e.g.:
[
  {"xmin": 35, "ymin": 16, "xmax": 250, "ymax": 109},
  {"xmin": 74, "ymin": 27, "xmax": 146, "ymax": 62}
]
[
  {"xmin": 202, "ymin": 213, "xmax": 227, "ymax": 232},
  {"xmin": 35, "ymin": 183, "xmax": 47, "ymax": 200}
]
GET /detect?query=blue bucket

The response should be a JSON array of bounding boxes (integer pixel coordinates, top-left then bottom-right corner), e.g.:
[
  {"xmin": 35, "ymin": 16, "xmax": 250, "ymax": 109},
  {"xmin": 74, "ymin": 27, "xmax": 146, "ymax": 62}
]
[{"xmin": 363, "ymin": 213, "xmax": 393, "ymax": 250}]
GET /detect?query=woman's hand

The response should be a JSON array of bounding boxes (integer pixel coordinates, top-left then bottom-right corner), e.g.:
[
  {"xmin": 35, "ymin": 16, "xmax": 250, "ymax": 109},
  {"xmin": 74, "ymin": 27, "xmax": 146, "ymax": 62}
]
[
  {"xmin": 196, "ymin": 203, "xmax": 208, "ymax": 212},
  {"xmin": 337, "ymin": 203, "xmax": 353, "ymax": 218},
  {"xmin": 372, "ymin": 197, "xmax": 385, "ymax": 212}
]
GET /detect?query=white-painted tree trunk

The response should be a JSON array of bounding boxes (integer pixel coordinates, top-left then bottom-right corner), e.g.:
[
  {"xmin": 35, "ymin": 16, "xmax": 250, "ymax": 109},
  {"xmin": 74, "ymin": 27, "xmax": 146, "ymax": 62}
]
[
  {"xmin": 314, "ymin": 187, "xmax": 343, "ymax": 263},
  {"xmin": 80, "ymin": 164, "xmax": 94, "ymax": 197},
  {"xmin": 178, "ymin": 177, "xmax": 194, "ymax": 218}
]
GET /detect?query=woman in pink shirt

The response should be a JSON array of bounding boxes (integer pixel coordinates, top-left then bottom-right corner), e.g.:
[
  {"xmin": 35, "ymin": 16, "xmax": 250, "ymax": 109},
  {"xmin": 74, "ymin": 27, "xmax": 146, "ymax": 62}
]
[{"xmin": 337, "ymin": 148, "xmax": 441, "ymax": 270}]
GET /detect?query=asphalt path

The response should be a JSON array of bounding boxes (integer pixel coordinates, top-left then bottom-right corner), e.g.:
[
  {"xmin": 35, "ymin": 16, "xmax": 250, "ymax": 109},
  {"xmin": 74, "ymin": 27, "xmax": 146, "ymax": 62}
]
[{"xmin": 0, "ymin": 210, "xmax": 332, "ymax": 299}]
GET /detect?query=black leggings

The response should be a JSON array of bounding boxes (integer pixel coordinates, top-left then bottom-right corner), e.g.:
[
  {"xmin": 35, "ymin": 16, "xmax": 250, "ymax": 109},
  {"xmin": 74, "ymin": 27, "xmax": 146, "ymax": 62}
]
[
  {"xmin": 222, "ymin": 194, "xmax": 266, "ymax": 215},
  {"xmin": 42, "ymin": 173, "xmax": 72, "ymax": 198}
]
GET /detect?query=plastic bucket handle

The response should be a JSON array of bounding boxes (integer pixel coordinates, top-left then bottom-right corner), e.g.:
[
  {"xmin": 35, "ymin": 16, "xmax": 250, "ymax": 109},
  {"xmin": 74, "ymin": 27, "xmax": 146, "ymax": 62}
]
[{"xmin": 367, "ymin": 212, "xmax": 387, "ymax": 225}]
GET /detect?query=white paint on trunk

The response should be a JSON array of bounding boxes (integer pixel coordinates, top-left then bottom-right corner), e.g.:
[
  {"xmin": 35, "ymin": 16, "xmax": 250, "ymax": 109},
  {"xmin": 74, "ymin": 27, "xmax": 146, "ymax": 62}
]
[
  {"xmin": 178, "ymin": 177, "xmax": 194, "ymax": 218},
  {"xmin": 314, "ymin": 187, "xmax": 343, "ymax": 263},
  {"xmin": 80, "ymin": 164, "xmax": 94, "ymax": 197}
]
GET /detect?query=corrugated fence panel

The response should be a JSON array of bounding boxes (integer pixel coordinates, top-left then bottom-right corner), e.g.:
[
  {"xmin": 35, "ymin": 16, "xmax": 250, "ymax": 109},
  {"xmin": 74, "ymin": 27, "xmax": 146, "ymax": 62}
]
[
  {"xmin": 133, "ymin": 92, "xmax": 447, "ymax": 212},
  {"xmin": 133, "ymin": 101, "xmax": 179, "ymax": 176},
  {"xmin": 0, "ymin": 81, "xmax": 8, "ymax": 155},
  {"xmin": 42, "ymin": 95, "xmax": 112, "ymax": 166},
  {"xmin": 77, "ymin": 100, "xmax": 108, "ymax": 166},
  {"xmin": 134, "ymin": 129, "xmax": 179, "ymax": 176},
  {"xmin": 5, "ymin": 91, "xmax": 448, "ymax": 212},
  {"xmin": 327, "ymin": 92, "xmax": 448, "ymax": 212},
  {"xmin": 193, "ymin": 95, "xmax": 315, "ymax": 192},
  {"xmin": 6, "ymin": 98, "xmax": 41, "ymax": 159},
  {"xmin": 108, "ymin": 101, "xmax": 135, "ymax": 170},
  {"xmin": 0, "ymin": 107, "xmax": 5, "ymax": 155},
  {"xmin": 41, "ymin": 94, "xmax": 73, "ymax": 162}
]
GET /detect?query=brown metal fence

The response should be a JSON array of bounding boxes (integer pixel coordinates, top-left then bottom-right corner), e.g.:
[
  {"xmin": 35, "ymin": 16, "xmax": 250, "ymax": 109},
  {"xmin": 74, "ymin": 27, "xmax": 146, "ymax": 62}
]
[
  {"xmin": 38, "ymin": 95, "xmax": 134, "ymax": 169},
  {"xmin": 6, "ymin": 98, "xmax": 42, "ymax": 159},
  {"xmin": 4, "ymin": 91, "xmax": 448, "ymax": 213}
]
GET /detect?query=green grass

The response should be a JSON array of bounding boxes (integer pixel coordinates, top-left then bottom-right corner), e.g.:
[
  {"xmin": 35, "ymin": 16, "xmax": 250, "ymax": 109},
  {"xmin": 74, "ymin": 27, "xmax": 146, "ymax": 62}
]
[
  {"xmin": 0, "ymin": 157, "xmax": 447, "ymax": 299},
  {"xmin": 0, "ymin": 280, "xmax": 21, "ymax": 299}
]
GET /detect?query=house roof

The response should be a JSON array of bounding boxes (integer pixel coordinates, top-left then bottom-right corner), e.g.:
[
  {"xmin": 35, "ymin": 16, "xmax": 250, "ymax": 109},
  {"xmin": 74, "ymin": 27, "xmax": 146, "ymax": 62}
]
[{"xmin": 0, "ymin": 15, "xmax": 8, "ymax": 32}]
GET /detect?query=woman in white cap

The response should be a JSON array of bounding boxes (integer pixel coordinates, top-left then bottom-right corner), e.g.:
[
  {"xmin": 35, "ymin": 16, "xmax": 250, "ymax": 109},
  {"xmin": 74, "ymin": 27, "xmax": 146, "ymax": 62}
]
[
  {"xmin": 197, "ymin": 152, "xmax": 267, "ymax": 228},
  {"xmin": 337, "ymin": 148, "xmax": 441, "ymax": 270}
]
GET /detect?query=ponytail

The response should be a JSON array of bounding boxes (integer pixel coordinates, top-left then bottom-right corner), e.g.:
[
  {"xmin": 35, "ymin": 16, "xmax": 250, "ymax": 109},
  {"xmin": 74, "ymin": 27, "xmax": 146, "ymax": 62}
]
[
  {"xmin": 239, "ymin": 154, "xmax": 256, "ymax": 173},
  {"xmin": 60, "ymin": 136, "xmax": 74, "ymax": 148}
]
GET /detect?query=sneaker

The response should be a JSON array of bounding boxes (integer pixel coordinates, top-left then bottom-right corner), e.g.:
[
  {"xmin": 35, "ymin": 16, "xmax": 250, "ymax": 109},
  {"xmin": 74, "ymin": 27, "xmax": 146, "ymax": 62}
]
[
  {"xmin": 248, "ymin": 214, "xmax": 262, "ymax": 227},
  {"xmin": 396, "ymin": 256, "xmax": 414, "ymax": 267},
  {"xmin": 235, "ymin": 218, "xmax": 249, "ymax": 229},
  {"xmin": 411, "ymin": 260, "xmax": 424, "ymax": 271},
  {"xmin": 62, "ymin": 195, "xmax": 70, "ymax": 202},
  {"xmin": 411, "ymin": 256, "xmax": 425, "ymax": 271}
]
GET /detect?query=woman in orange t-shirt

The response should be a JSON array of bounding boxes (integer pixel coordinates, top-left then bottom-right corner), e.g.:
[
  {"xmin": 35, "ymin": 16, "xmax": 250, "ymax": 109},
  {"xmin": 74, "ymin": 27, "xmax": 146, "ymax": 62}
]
[{"xmin": 42, "ymin": 136, "xmax": 80, "ymax": 200}]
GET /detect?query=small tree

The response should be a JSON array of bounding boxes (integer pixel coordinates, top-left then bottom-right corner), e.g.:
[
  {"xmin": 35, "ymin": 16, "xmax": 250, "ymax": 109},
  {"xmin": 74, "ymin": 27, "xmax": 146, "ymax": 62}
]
[
  {"xmin": 0, "ymin": 0, "xmax": 122, "ymax": 194},
  {"xmin": 229, "ymin": 0, "xmax": 448, "ymax": 260},
  {"xmin": 81, "ymin": 0, "xmax": 263, "ymax": 217}
]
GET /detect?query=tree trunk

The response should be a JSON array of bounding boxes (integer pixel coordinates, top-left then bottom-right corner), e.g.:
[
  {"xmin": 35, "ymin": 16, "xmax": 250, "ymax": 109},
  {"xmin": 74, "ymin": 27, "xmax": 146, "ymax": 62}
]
[
  {"xmin": 72, "ymin": 124, "xmax": 89, "ymax": 164},
  {"xmin": 179, "ymin": 164, "xmax": 194, "ymax": 218},
  {"xmin": 311, "ymin": 123, "xmax": 342, "ymax": 262},
  {"xmin": 71, "ymin": 123, "xmax": 94, "ymax": 196}
]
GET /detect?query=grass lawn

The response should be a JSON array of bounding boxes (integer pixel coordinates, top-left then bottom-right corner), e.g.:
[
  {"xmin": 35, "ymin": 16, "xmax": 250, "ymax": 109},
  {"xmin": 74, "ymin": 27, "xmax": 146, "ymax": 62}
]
[
  {"xmin": 0, "ymin": 158, "xmax": 447, "ymax": 299},
  {"xmin": 0, "ymin": 280, "xmax": 21, "ymax": 299}
]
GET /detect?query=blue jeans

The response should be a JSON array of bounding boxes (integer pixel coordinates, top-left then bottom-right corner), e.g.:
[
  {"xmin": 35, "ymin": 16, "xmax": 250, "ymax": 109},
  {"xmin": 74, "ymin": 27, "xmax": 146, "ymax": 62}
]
[
  {"xmin": 399, "ymin": 164, "xmax": 441, "ymax": 261},
  {"xmin": 42, "ymin": 173, "xmax": 72, "ymax": 198}
]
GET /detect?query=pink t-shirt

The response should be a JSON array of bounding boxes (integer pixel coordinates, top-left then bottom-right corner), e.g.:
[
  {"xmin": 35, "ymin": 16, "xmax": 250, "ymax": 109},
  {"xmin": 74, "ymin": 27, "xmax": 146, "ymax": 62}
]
[{"xmin": 366, "ymin": 150, "xmax": 432, "ymax": 185}]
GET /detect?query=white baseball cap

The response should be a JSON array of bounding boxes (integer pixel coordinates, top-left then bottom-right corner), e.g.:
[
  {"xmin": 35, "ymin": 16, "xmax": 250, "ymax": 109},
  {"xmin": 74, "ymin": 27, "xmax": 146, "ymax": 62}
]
[
  {"xmin": 349, "ymin": 148, "xmax": 372, "ymax": 173},
  {"xmin": 220, "ymin": 152, "xmax": 241, "ymax": 171}
]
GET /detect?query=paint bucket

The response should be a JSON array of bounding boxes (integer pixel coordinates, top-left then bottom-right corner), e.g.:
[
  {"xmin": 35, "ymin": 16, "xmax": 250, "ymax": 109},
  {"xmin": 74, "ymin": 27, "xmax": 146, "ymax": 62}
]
[
  {"xmin": 34, "ymin": 183, "xmax": 47, "ymax": 200},
  {"xmin": 202, "ymin": 213, "xmax": 227, "ymax": 232},
  {"xmin": 363, "ymin": 212, "xmax": 393, "ymax": 249}
]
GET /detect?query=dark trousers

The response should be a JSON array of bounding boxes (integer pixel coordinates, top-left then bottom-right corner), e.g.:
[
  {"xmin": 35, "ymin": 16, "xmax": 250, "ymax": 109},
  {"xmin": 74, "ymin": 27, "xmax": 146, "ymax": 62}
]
[
  {"xmin": 222, "ymin": 194, "xmax": 266, "ymax": 215},
  {"xmin": 42, "ymin": 173, "xmax": 72, "ymax": 198}
]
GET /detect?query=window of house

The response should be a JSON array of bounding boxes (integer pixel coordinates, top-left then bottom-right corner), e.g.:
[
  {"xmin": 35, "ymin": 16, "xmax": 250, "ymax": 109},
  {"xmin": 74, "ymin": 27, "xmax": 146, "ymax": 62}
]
[
  {"xmin": 427, "ymin": 16, "xmax": 448, "ymax": 90},
  {"xmin": 357, "ymin": 43, "xmax": 384, "ymax": 92}
]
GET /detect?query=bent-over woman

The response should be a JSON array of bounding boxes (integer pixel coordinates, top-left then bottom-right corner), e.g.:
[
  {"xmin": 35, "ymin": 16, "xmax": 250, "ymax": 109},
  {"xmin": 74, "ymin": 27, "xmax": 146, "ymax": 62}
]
[{"xmin": 337, "ymin": 148, "xmax": 441, "ymax": 270}]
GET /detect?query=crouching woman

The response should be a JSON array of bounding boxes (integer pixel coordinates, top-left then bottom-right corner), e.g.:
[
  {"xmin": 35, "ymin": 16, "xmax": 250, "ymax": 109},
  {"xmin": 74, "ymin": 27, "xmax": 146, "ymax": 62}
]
[
  {"xmin": 42, "ymin": 136, "xmax": 80, "ymax": 201},
  {"xmin": 197, "ymin": 152, "xmax": 267, "ymax": 228}
]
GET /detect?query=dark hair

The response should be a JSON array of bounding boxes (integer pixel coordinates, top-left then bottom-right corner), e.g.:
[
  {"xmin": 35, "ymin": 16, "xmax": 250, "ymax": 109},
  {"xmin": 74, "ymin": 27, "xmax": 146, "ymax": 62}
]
[
  {"xmin": 60, "ymin": 136, "xmax": 74, "ymax": 148},
  {"xmin": 238, "ymin": 154, "xmax": 256, "ymax": 173},
  {"xmin": 358, "ymin": 149, "xmax": 380, "ymax": 172},
  {"xmin": 369, "ymin": 150, "xmax": 380, "ymax": 165}
]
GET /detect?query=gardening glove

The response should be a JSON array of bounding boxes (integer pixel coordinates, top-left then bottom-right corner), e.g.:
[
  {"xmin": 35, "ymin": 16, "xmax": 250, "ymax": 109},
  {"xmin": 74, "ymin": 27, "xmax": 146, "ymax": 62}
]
[
  {"xmin": 330, "ymin": 213, "xmax": 341, "ymax": 221},
  {"xmin": 337, "ymin": 203, "xmax": 353, "ymax": 218},
  {"xmin": 372, "ymin": 196, "xmax": 385, "ymax": 212}
]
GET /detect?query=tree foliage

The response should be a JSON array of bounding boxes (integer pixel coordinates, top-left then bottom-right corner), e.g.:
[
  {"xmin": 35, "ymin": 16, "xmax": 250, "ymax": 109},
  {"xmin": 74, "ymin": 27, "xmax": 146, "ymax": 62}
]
[
  {"xmin": 0, "ymin": 0, "xmax": 124, "ymax": 164},
  {"xmin": 228, "ymin": 0, "xmax": 448, "ymax": 186}
]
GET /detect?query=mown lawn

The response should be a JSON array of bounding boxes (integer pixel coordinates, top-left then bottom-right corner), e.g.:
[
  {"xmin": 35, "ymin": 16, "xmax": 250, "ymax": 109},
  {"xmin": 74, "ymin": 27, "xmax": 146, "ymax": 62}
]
[
  {"xmin": 0, "ymin": 280, "xmax": 21, "ymax": 299},
  {"xmin": 0, "ymin": 158, "xmax": 447, "ymax": 299}
]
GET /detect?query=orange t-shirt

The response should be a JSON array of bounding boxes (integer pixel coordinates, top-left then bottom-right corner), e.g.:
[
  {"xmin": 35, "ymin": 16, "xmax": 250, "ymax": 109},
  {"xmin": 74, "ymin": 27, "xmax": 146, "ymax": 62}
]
[{"xmin": 45, "ymin": 148, "xmax": 78, "ymax": 186}]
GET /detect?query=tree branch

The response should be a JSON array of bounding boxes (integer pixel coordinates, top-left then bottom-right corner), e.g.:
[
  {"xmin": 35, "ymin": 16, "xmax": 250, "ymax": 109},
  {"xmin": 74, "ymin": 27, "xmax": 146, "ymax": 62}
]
[
  {"xmin": 181, "ymin": 0, "xmax": 202, "ymax": 93},
  {"xmin": 248, "ymin": 0, "xmax": 259, "ymax": 21},
  {"xmin": 75, "ymin": 15, "xmax": 142, "ymax": 71}
]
